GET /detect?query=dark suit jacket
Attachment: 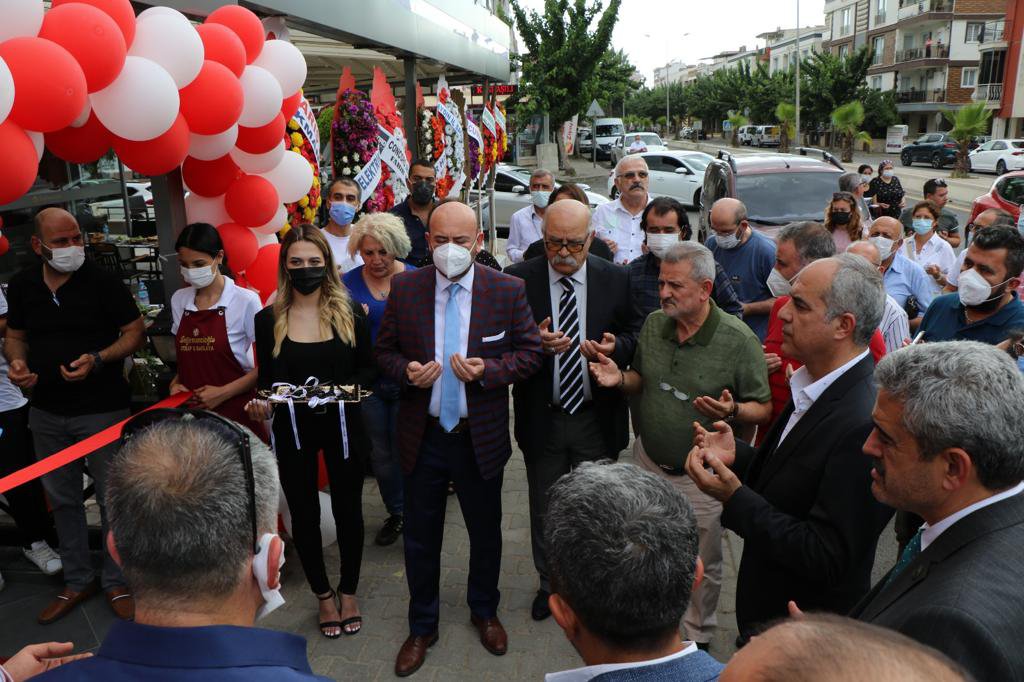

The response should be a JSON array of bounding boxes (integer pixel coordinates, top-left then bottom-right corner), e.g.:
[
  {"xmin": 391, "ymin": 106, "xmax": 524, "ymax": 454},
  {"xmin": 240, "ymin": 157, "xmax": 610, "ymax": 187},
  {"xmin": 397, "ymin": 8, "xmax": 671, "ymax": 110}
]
[
  {"xmin": 374, "ymin": 263, "xmax": 543, "ymax": 479},
  {"xmin": 504, "ymin": 255, "xmax": 643, "ymax": 458},
  {"xmin": 722, "ymin": 354, "xmax": 894, "ymax": 637},
  {"xmin": 850, "ymin": 492, "xmax": 1024, "ymax": 681}
]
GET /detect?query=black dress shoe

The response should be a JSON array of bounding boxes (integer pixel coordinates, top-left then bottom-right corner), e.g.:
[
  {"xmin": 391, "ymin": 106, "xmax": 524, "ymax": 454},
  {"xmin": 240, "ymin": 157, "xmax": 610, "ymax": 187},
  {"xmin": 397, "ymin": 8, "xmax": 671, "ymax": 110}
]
[
  {"xmin": 531, "ymin": 590, "xmax": 551, "ymax": 621},
  {"xmin": 375, "ymin": 515, "xmax": 404, "ymax": 546}
]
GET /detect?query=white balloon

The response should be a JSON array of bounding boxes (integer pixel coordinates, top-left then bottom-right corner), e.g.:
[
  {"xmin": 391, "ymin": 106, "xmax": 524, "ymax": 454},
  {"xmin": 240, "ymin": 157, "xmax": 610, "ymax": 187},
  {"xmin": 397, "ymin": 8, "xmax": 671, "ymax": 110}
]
[
  {"xmin": 136, "ymin": 6, "xmax": 182, "ymax": 21},
  {"xmin": 0, "ymin": 0, "xmax": 43, "ymax": 42},
  {"xmin": 185, "ymin": 192, "xmax": 229, "ymax": 225},
  {"xmin": 252, "ymin": 40, "xmax": 307, "ymax": 97},
  {"xmin": 91, "ymin": 57, "xmax": 179, "ymax": 142},
  {"xmin": 70, "ymin": 98, "xmax": 91, "ymax": 128},
  {"xmin": 128, "ymin": 13, "xmax": 204, "ymax": 89},
  {"xmin": 189, "ymin": 125, "xmax": 239, "ymax": 161},
  {"xmin": 253, "ymin": 230, "xmax": 279, "ymax": 248},
  {"xmin": 238, "ymin": 66, "xmax": 283, "ymax": 128},
  {"xmin": 230, "ymin": 143, "xmax": 284, "ymax": 174},
  {"xmin": 260, "ymin": 150, "xmax": 313, "ymax": 204},
  {"xmin": 250, "ymin": 204, "xmax": 288, "ymax": 235},
  {"xmin": 27, "ymin": 130, "xmax": 43, "ymax": 160},
  {"xmin": 0, "ymin": 57, "xmax": 13, "ymax": 126}
]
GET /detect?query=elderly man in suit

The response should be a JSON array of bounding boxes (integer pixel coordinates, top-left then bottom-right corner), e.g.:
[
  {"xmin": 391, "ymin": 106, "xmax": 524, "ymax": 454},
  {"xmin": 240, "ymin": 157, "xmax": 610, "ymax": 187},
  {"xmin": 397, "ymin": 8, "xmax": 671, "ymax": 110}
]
[
  {"xmin": 850, "ymin": 341, "xmax": 1024, "ymax": 681},
  {"xmin": 685, "ymin": 254, "xmax": 895, "ymax": 644},
  {"xmin": 505, "ymin": 200, "xmax": 643, "ymax": 622},
  {"xmin": 375, "ymin": 200, "xmax": 543, "ymax": 677}
]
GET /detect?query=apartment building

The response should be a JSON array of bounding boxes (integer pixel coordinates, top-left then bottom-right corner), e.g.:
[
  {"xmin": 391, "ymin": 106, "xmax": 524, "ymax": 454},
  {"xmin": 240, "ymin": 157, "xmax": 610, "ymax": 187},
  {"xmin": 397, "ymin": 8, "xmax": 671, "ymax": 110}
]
[
  {"xmin": 654, "ymin": 60, "xmax": 690, "ymax": 86},
  {"xmin": 823, "ymin": 0, "xmax": 1005, "ymax": 134},
  {"xmin": 757, "ymin": 25, "xmax": 828, "ymax": 74}
]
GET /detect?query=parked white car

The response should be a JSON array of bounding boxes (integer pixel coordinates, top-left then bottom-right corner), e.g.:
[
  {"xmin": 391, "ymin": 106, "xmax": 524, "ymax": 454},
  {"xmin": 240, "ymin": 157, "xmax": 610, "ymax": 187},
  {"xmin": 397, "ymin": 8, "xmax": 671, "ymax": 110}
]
[
  {"xmin": 606, "ymin": 151, "xmax": 713, "ymax": 208},
  {"xmin": 968, "ymin": 139, "xmax": 1024, "ymax": 175},
  {"xmin": 609, "ymin": 132, "xmax": 668, "ymax": 165},
  {"xmin": 88, "ymin": 182, "xmax": 155, "ymax": 221}
]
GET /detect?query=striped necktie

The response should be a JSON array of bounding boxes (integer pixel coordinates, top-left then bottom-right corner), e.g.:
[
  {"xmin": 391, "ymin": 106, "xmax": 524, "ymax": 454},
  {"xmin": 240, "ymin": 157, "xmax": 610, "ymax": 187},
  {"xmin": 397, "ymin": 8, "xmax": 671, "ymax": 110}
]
[{"xmin": 558, "ymin": 276, "xmax": 584, "ymax": 414}]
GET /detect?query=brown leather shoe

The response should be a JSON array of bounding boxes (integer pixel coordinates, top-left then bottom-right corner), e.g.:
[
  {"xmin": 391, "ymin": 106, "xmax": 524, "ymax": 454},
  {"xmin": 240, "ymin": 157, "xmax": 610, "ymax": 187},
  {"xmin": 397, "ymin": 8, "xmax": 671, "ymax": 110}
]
[
  {"xmin": 106, "ymin": 587, "xmax": 135, "ymax": 620},
  {"xmin": 38, "ymin": 582, "xmax": 99, "ymax": 624},
  {"xmin": 395, "ymin": 632, "xmax": 438, "ymax": 677},
  {"xmin": 470, "ymin": 614, "xmax": 507, "ymax": 656}
]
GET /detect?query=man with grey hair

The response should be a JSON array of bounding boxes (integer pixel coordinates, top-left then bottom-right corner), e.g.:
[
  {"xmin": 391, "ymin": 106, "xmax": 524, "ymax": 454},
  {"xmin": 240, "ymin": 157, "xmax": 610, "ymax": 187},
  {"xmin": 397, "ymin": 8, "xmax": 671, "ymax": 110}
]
[
  {"xmin": 591, "ymin": 240, "xmax": 771, "ymax": 651},
  {"xmin": 543, "ymin": 462, "xmax": 724, "ymax": 681},
  {"xmin": 846, "ymin": 241, "xmax": 911, "ymax": 352},
  {"xmin": 590, "ymin": 155, "xmax": 651, "ymax": 264},
  {"xmin": 839, "ymin": 171, "xmax": 874, "ymax": 233},
  {"xmin": 687, "ymin": 254, "xmax": 894, "ymax": 644},
  {"xmin": 850, "ymin": 341, "xmax": 1024, "ymax": 682},
  {"xmin": 35, "ymin": 414, "xmax": 329, "ymax": 681},
  {"xmin": 506, "ymin": 168, "xmax": 555, "ymax": 263}
]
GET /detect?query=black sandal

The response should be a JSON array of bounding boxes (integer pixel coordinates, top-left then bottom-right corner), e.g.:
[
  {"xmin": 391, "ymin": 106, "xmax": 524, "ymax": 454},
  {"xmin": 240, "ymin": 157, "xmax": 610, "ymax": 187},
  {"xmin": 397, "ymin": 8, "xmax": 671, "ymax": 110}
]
[
  {"xmin": 340, "ymin": 616, "xmax": 362, "ymax": 636},
  {"xmin": 317, "ymin": 589, "xmax": 342, "ymax": 639}
]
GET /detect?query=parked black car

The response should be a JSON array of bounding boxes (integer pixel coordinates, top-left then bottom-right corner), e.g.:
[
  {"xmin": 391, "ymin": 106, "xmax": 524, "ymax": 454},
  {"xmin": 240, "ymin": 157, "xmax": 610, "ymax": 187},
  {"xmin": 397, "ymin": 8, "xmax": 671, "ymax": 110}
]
[{"xmin": 900, "ymin": 132, "xmax": 980, "ymax": 169}]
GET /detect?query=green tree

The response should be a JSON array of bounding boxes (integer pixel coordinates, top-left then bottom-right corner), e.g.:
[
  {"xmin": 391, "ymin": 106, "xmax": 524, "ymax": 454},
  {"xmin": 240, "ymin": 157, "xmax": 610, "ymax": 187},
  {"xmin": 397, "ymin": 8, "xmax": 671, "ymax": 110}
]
[
  {"xmin": 316, "ymin": 106, "xmax": 334, "ymax": 152},
  {"xmin": 508, "ymin": 0, "xmax": 621, "ymax": 168},
  {"xmin": 727, "ymin": 111, "xmax": 748, "ymax": 147},
  {"xmin": 831, "ymin": 101, "xmax": 872, "ymax": 162},
  {"xmin": 583, "ymin": 48, "xmax": 642, "ymax": 119},
  {"xmin": 860, "ymin": 88, "xmax": 899, "ymax": 136},
  {"xmin": 944, "ymin": 101, "xmax": 992, "ymax": 178},
  {"xmin": 775, "ymin": 102, "xmax": 796, "ymax": 153},
  {"xmin": 800, "ymin": 48, "xmax": 873, "ymax": 142}
]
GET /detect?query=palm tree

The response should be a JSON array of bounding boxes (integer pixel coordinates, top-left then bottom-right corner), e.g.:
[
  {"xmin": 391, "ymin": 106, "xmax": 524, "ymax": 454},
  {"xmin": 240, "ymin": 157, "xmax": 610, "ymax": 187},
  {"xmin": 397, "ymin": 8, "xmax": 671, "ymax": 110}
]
[
  {"xmin": 944, "ymin": 101, "xmax": 991, "ymax": 178},
  {"xmin": 775, "ymin": 102, "xmax": 796, "ymax": 153},
  {"xmin": 830, "ymin": 101, "xmax": 873, "ymax": 163},
  {"xmin": 727, "ymin": 111, "xmax": 748, "ymax": 147}
]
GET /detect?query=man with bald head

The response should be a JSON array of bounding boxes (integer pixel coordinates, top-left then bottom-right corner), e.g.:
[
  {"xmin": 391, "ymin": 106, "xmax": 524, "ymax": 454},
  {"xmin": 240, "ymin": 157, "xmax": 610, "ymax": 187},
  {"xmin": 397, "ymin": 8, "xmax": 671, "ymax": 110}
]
[
  {"xmin": 590, "ymin": 155, "xmax": 652, "ymax": 264},
  {"xmin": 505, "ymin": 200, "xmax": 642, "ymax": 622},
  {"xmin": 375, "ymin": 200, "xmax": 543, "ymax": 676},
  {"xmin": 4, "ymin": 208, "xmax": 144, "ymax": 625},
  {"xmin": 707, "ymin": 198, "xmax": 778, "ymax": 340},
  {"xmin": 867, "ymin": 216, "xmax": 934, "ymax": 329},
  {"xmin": 846, "ymin": 241, "xmax": 911, "ymax": 352}
]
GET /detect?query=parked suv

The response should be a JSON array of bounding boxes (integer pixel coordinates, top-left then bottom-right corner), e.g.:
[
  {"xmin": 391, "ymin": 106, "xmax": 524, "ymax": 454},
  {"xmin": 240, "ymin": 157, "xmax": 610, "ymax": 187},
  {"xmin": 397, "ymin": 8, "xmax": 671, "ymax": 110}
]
[
  {"xmin": 698, "ymin": 148, "xmax": 845, "ymax": 242},
  {"xmin": 753, "ymin": 125, "xmax": 781, "ymax": 147},
  {"xmin": 900, "ymin": 132, "xmax": 979, "ymax": 169}
]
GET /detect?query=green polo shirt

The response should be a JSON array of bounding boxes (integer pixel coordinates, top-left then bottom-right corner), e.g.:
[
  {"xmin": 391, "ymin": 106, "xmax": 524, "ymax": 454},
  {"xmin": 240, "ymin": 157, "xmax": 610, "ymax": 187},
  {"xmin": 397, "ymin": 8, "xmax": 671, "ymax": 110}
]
[{"xmin": 633, "ymin": 301, "xmax": 771, "ymax": 469}]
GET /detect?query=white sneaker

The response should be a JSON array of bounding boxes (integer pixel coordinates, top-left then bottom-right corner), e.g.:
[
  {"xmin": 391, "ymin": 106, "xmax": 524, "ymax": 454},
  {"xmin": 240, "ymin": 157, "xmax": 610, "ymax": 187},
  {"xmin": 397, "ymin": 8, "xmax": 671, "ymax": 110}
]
[{"xmin": 23, "ymin": 541, "xmax": 62, "ymax": 576}]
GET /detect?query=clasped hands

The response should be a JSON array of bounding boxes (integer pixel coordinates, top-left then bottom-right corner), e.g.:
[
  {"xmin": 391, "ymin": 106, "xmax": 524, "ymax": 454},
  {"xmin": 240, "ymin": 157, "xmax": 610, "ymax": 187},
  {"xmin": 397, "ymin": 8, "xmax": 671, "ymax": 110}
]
[
  {"xmin": 685, "ymin": 419, "xmax": 743, "ymax": 503},
  {"xmin": 406, "ymin": 354, "xmax": 484, "ymax": 388},
  {"xmin": 540, "ymin": 316, "xmax": 615, "ymax": 360}
]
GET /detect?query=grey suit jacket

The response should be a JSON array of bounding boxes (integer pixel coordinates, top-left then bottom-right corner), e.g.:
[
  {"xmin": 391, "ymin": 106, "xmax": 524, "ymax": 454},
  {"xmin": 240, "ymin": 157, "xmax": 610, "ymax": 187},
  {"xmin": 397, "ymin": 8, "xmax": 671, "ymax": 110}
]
[{"xmin": 850, "ymin": 491, "xmax": 1024, "ymax": 681}]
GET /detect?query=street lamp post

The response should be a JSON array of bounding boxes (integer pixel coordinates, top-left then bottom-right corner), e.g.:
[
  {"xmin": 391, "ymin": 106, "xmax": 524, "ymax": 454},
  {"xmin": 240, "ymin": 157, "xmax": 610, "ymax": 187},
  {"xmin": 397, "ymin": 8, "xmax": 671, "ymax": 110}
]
[
  {"xmin": 649, "ymin": 33, "xmax": 688, "ymax": 138},
  {"xmin": 795, "ymin": 0, "xmax": 801, "ymax": 146}
]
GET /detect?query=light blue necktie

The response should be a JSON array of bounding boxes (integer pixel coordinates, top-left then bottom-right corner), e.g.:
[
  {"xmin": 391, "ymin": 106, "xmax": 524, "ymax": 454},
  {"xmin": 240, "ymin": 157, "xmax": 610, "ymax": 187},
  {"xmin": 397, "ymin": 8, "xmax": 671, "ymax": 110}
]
[{"xmin": 439, "ymin": 282, "xmax": 462, "ymax": 432}]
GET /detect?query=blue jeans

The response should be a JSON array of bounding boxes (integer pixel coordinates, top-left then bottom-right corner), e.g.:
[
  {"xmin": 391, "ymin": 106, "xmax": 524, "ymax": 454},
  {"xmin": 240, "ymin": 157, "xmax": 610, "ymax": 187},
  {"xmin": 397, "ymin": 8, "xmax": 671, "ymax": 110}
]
[{"xmin": 361, "ymin": 378, "xmax": 403, "ymax": 516}]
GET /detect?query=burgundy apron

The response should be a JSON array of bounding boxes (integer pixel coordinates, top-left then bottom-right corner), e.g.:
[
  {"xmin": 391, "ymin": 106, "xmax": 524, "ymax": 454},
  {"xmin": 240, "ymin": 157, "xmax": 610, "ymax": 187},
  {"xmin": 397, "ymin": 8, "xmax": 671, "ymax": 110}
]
[{"xmin": 175, "ymin": 306, "xmax": 265, "ymax": 439}]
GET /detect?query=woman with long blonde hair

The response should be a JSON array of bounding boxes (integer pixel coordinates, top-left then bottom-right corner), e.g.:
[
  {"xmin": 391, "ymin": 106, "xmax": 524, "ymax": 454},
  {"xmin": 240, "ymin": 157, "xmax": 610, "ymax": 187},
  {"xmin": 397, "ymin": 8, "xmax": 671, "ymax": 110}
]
[{"xmin": 245, "ymin": 224, "xmax": 375, "ymax": 639}]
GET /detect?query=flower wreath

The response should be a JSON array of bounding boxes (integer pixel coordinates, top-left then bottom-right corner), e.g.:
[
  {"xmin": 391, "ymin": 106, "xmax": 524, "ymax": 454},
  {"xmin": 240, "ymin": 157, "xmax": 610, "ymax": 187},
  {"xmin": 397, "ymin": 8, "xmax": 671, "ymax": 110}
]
[
  {"xmin": 417, "ymin": 100, "xmax": 464, "ymax": 199},
  {"xmin": 284, "ymin": 114, "xmax": 321, "ymax": 231},
  {"xmin": 331, "ymin": 89, "xmax": 387, "ymax": 211}
]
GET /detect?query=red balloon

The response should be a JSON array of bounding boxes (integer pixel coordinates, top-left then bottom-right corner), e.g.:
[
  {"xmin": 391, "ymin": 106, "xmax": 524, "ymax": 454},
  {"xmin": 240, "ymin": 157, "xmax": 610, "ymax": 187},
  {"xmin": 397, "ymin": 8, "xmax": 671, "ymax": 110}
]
[
  {"xmin": 45, "ymin": 111, "xmax": 113, "ymax": 163},
  {"xmin": 281, "ymin": 91, "xmax": 302, "ymax": 120},
  {"xmin": 39, "ymin": 3, "xmax": 126, "ymax": 92},
  {"xmin": 0, "ymin": 120, "xmax": 39, "ymax": 205},
  {"xmin": 179, "ymin": 60, "xmax": 244, "ymax": 136},
  {"xmin": 0, "ymin": 236, "xmax": 9, "ymax": 257},
  {"xmin": 246, "ymin": 243, "xmax": 281, "ymax": 302},
  {"xmin": 206, "ymin": 6, "xmax": 265, "ymax": 64},
  {"xmin": 236, "ymin": 113, "xmax": 285, "ymax": 154},
  {"xmin": 0, "ymin": 38, "xmax": 88, "ymax": 133},
  {"xmin": 216, "ymin": 222, "xmax": 259, "ymax": 272},
  {"xmin": 114, "ymin": 114, "xmax": 190, "ymax": 177},
  {"xmin": 51, "ymin": 0, "xmax": 136, "ymax": 48},
  {"xmin": 195, "ymin": 24, "xmax": 246, "ymax": 78},
  {"xmin": 225, "ymin": 175, "xmax": 280, "ymax": 227},
  {"xmin": 182, "ymin": 154, "xmax": 241, "ymax": 197}
]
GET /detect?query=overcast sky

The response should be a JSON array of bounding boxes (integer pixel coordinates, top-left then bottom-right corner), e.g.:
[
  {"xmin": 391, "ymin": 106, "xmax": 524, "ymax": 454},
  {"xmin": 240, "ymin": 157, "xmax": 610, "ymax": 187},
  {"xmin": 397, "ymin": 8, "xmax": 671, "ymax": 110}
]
[{"xmin": 514, "ymin": 0, "xmax": 827, "ymax": 84}]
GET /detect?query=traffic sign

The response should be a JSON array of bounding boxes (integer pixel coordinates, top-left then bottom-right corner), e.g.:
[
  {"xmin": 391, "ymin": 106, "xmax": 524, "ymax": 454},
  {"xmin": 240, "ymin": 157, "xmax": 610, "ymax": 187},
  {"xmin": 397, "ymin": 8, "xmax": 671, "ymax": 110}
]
[{"xmin": 586, "ymin": 99, "xmax": 604, "ymax": 118}]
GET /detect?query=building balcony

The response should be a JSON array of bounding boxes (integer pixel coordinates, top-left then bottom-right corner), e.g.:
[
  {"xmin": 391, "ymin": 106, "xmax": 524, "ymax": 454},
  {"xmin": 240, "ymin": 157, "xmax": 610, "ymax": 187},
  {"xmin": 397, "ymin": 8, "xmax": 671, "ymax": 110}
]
[
  {"xmin": 979, "ymin": 20, "xmax": 1007, "ymax": 49},
  {"xmin": 896, "ymin": 88, "xmax": 946, "ymax": 103},
  {"xmin": 894, "ymin": 44, "xmax": 950, "ymax": 64},
  {"xmin": 874, "ymin": 11, "xmax": 887, "ymax": 25},
  {"xmin": 897, "ymin": 0, "xmax": 952, "ymax": 11},
  {"xmin": 973, "ymin": 83, "xmax": 1003, "ymax": 103}
]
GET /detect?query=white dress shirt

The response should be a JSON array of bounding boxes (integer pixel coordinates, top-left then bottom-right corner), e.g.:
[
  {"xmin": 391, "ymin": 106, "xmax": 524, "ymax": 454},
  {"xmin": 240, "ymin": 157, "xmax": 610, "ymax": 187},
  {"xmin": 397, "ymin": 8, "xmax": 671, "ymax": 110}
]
[
  {"xmin": 545, "ymin": 642, "xmax": 699, "ymax": 682},
  {"xmin": 589, "ymin": 196, "xmax": 650, "ymax": 265},
  {"xmin": 904, "ymin": 232, "xmax": 956, "ymax": 295},
  {"xmin": 428, "ymin": 266, "xmax": 474, "ymax": 418},
  {"xmin": 880, "ymin": 293, "xmax": 911, "ymax": 354},
  {"xmin": 506, "ymin": 205, "xmax": 545, "ymax": 263},
  {"xmin": 548, "ymin": 261, "xmax": 591, "ymax": 405},
  {"xmin": 920, "ymin": 481, "xmax": 1024, "ymax": 551},
  {"xmin": 946, "ymin": 249, "xmax": 969, "ymax": 287},
  {"xmin": 778, "ymin": 349, "xmax": 870, "ymax": 445},
  {"xmin": 170, "ymin": 276, "xmax": 262, "ymax": 372},
  {"xmin": 0, "ymin": 288, "xmax": 28, "ymax": 413}
]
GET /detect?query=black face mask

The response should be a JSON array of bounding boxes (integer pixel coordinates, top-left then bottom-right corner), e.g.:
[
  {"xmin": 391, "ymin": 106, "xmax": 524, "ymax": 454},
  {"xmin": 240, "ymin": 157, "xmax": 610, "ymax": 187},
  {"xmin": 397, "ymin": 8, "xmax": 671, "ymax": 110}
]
[
  {"xmin": 288, "ymin": 266, "xmax": 326, "ymax": 295},
  {"xmin": 831, "ymin": 211, "xmax": 852, "ymax": 225},
  {"xmin": 411, "ymin": 181, "xmax": 434, "ymax": 205}
]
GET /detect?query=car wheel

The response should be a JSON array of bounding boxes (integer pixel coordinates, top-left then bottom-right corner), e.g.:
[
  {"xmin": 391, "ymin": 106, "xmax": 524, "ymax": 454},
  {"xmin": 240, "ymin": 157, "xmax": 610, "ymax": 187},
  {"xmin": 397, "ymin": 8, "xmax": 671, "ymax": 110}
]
[
  {"xmin": 931, "ymin": 152, "xmax": 943, "ymax": 169},
  {"xmin": 901, "ymin": 152, "xmax": 912, "ymax": 167},
  {"xmin": 998, "ymin": 160, "xmax": 1007, "ymax": 176}
]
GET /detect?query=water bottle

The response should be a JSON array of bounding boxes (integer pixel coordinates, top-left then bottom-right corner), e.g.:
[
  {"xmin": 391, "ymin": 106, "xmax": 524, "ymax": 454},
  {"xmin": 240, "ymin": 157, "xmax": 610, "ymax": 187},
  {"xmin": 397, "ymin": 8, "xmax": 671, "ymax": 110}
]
[
  {"xmin": 102, "ymin": 224, "xmax": 110, "ymax": 242},
  {"xmin": 137, "ymin": 280, "xmax": 149, "ymax": 307}
]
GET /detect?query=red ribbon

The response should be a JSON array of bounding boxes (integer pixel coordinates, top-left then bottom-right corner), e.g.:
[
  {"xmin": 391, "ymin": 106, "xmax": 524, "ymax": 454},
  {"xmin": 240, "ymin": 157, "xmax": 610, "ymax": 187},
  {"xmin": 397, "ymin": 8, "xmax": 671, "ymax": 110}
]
[{"xmin": 0, "ymin": 392, "xmax": 194, "ymax": 494}]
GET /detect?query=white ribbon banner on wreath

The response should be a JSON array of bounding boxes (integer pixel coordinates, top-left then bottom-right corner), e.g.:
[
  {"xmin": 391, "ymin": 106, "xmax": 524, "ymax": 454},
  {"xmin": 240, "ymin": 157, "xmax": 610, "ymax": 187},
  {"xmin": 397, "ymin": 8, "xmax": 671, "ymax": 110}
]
[
  {"xmin": 377, "ymin": 124, "xmax": 410, "ymax": 182},
  {"xmin": 294, "ymin": 97, "xmax": 320, "ymax": 175},
  {"xmin": 495, "ymin": 105, "xmax": 506, "ymax": 135},
  {"xmin": 482, "ymin": 106, "xmax": 496, "ymax": 135},
  {"xmin": 354, "ymin": 149, "xmax": 383, "ymax": 203},
  {"xmin": 466, "ymin": 116, "xmax": 483, "ymax": 148}
]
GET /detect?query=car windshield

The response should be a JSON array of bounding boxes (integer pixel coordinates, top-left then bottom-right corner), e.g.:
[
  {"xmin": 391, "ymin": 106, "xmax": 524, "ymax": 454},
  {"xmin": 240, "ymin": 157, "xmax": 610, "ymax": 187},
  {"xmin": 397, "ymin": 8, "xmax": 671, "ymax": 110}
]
[
  {"xmin": 737, "ymin": 171, "xmax": 840, "ymax": 224},
  {"xmin": 631, "ymin": 134, "xmax": 662, "ymax": 146},
  {"xmin": 996, "ymin": 176, "xmax": 1024, "ymax": 204},
  {"xmin": 1013, "ymin": 141, "xmax": 1024, "ymax": 149},
  {"xmin": 682, "ymin": 156, "xmax": 711, "ymax": 171},
  {"xmin": 597, "ymin": 124, "xmax": 624, "ymax": 137}
]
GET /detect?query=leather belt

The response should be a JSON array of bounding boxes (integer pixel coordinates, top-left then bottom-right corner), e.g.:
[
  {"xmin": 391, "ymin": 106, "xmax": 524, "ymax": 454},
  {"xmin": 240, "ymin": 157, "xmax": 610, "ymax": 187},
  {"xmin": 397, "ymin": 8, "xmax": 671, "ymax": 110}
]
[{"xmin": 427, "ymin": 416, "xmax": 469, "ymax": 434}]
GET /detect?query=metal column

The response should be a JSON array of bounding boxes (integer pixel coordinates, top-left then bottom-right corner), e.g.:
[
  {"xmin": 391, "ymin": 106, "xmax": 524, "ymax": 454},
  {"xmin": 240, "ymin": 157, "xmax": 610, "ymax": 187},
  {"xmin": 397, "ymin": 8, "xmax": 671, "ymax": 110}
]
[
  {"xmin": 150, "ymin": 169, "xmax": 188, "ymax": 293},
  {"xmin": 403, "ymin": 56, "xmax": 417, "ymax": 154}
]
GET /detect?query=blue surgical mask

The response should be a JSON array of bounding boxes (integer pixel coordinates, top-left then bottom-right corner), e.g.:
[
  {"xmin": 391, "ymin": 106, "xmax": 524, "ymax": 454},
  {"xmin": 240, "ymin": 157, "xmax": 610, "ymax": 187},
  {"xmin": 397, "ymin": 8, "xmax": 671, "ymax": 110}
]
[
  {"xmin": 882, "ymin": 169, "xmax": 894, "ymax": 179},
  {"xmin": 531, "ymin": 191, "xmax": 550, "ymax": 209},
  {"xmin": 861, "ymin": 174, "xmax": 872, "ymax": 185},
  {"xmin": 329, "ymin": 202, "xmax": 357, "ymax": 226},
  {"xmin": 1018, "ymin": 355, "xmax": 1024, "ymax": 374},
  {"xmin": 912, "ymin": 218, "xmax": 933, "ymax": 235},
  {"xmin": 1017, "ymin": 212, "xmax": 1024, "ymax": 235}
]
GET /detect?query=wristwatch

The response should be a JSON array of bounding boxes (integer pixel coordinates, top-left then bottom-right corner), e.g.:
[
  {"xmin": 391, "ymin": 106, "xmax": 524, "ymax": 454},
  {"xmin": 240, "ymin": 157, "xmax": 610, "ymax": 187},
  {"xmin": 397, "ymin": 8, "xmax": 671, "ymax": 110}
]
[
  {"xmin": 89, "ymin": 352, "xmax": 104, "ymax": 372},
  {"xmin": 725, "ymin": 402, "xmax": 739, "ymax": 422}
]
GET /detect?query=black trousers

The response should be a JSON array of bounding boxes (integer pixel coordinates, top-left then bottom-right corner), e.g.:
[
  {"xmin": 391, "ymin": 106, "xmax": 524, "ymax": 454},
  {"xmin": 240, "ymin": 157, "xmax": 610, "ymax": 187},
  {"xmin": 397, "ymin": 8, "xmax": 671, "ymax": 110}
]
[
  {"xmin": 0, "ymin": 404, "xmax": 55, "ymax": 548},
  {"xmin": 273, "ymin": 405, "xmax": 364, "ymax": 595},
  {"xmin": 404, "ymin": 421, "xmax": 503, "ymax": 635}
]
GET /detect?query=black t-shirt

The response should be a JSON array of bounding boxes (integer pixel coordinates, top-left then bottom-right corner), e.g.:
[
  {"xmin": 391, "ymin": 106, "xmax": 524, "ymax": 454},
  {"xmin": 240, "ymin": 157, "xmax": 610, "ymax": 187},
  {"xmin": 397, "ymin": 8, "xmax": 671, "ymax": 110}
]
[
  {"xmin": 390, "ymin": 199, "xmax": 431, "ymax": 266},
  {"xmin": 6, "ymin": 260, "xmax": 141, "ymax": 415}
]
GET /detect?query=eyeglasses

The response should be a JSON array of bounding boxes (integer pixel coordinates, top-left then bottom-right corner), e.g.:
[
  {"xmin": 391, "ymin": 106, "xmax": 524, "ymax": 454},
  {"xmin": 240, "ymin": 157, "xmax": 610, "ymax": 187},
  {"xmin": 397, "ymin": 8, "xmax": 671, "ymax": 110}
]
[
  {"xmin": 544, "ymin": 238, "xmax": 588, "ymax": 253},
  {"xmin": 832, "ymin": 192, "xmax": 854, "ymax": 201},
  {"xmin": 658, "ymin": 381, "xmax": 688, "ymax": 401},
  {"xmin": 618, "ymin": 171, "xmax": 649, "ymax": 180},
  {"xmin": 120, "ymin": 408, "xmax": 260, "ymax": 554}
]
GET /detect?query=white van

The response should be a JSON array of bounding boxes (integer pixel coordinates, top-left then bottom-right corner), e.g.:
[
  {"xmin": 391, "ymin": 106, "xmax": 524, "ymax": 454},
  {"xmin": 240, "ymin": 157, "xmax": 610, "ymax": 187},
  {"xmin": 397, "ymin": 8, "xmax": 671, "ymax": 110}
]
[
  {"xmin": 754, "ymin": 125, "xmax": 781, "ymax": 147},
  {"xmin": 593, "ymin": 117, "xmax": 625, "ymax": 160},
  {"xmin": 737, "ymin": 125, "xmax": 758, "ymax": 146}
]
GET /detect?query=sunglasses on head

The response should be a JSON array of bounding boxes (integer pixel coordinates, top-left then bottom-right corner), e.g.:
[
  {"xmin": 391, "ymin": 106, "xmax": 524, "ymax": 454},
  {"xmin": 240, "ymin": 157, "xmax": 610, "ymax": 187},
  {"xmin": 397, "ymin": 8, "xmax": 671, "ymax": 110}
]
[
  {"xmin": 929, "ymin": 178, "xmax": 948, "ymax": 188},
  {"xmin": 120, "ymin": 408, "xmax": 260, "ymax": 554},
  {"xmin": 832, "ymin": 192, "xmax": 854, "ymax": 201}
]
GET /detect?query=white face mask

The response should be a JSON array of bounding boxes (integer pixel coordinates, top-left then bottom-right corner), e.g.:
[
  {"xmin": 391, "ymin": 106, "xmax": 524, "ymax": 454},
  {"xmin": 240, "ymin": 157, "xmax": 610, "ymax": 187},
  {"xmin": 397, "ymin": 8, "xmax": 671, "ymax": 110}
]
[
  {"xmin": 957, "ymin": 268, "xmax": 1010, "ymax": 308},
  {"xmin": 181, "ymin": 264, "xmax": 217, "ymax": 289},
  {"xmin": 861, "ymin": 174, "xmax": 872, "ymax": 185},
  {"xmin": 45, "ymin": 245, "xmax": 85, "ymax": 273},
  {"xmin": 531, "ymin": 190, "xmax": 550, "ymax": 209},
  {"xmin": 766, "ymin": 268, "xmax": 795, "ymax": 297},
  {"xmin": 869, "ymin": 235, "xmax": 895, "ymax": 260},
  {"xmin": 252, "ymin": 532, "xmax": 285, "ymax": 620},
  {"xmin": 882, "ymin": 169, "xmax": 894, "ymax": 179},
  {"xmin": 432, "ymin": 242, "xmax": 474, "ymax": 279},
  {"xmin": 646, "ymin": 233, "xmax": 680, "ymax": 259},
  {"xmin": 715, "ymin": 229, "xmax": 741, "ymax": 250}
]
